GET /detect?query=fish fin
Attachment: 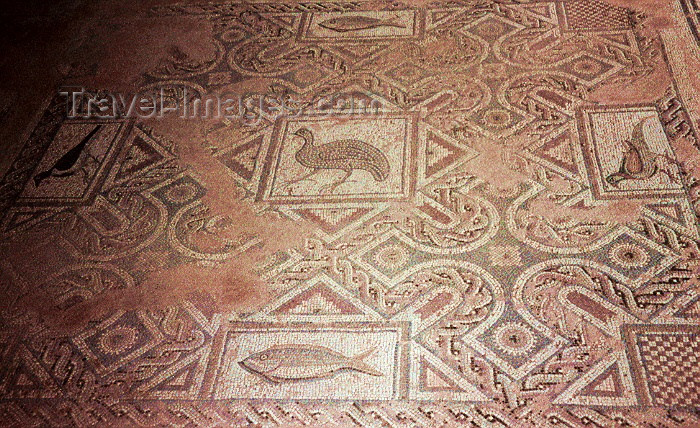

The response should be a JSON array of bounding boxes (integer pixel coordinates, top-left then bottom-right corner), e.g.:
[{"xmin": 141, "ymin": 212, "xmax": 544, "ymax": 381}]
[
  {"xmin": 261, "ymin": 374, "xmax": 286, "ymax": 383},
  {"xmin": 351, "ymin": 348, "xmax": 383, "ymax": 376}
]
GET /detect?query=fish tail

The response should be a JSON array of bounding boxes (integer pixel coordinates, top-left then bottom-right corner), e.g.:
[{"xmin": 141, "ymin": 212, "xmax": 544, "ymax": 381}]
[
  {"xmin": 350, "ymin": 348, "xmax": 382, "ymax": 376},
  {"xmin": 385, "ymin": 17, "xmax": 406, "ymax": 29}
]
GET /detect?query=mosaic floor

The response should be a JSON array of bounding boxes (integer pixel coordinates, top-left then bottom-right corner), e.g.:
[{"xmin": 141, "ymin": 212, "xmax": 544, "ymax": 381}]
[{"xmin": 1, "ymin": 0, "xmax": 700, "ymax": 426}]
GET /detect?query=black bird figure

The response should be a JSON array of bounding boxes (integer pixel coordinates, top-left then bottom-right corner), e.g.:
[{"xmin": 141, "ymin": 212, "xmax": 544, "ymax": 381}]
[{"xmin": 33, "ymin": 124, "xmax": 103, "ymax": 187}]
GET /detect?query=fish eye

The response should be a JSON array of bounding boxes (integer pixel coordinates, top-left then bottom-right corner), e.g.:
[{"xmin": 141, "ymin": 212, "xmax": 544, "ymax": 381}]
[{"xmin": 259, "ymin": 354, "xmax": 268, "ymax": 360}]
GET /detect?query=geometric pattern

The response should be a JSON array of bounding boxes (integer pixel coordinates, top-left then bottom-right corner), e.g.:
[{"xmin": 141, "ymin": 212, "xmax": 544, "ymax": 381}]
[
  {"xmin": 463, "ymin": 305, "xmax": 567, "ymax": 380},
  {"xmin": 623, "ymin": 324, "xmax": 700, "ymax": 408},
  {"xmin": 591, "ymin": 228, "xmax": 678, "ymax": 287},
  {"xmin": 73, "ymin": 311, "xmax": 163, "ymax": 375},
  {"xmin": 559, "ymin": 0, "xmax": 632, "ymax": 31},
  {"xmin": 638, "ymin": 334, "xmax": 700, "ymax": 406}
]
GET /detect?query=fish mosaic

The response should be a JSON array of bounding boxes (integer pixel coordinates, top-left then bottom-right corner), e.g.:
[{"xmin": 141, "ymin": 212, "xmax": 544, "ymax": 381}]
[
  {"xmin": 239, "ymin": 344, "xmax": 383, "ymax": 382},
  {"xmin": 317, "ymin": 15, "xmax": 406, "ymax": 33}
]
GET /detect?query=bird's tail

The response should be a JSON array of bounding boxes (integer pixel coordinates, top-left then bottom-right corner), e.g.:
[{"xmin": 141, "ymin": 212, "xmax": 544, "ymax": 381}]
[{"xmin": 368, "ymin": 162, "xmax": 390, "ymax": 182}]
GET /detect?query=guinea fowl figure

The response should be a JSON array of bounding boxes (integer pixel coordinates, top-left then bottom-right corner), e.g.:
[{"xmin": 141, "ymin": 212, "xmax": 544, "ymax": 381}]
[
  {"xmin": 287, "ymin": 127, "xmax": 390, "ymax": 194},
  {"xmin": 606, "ymin": 117, "xmax": 677, "ymax": 187},
  {"xmin": 33, "ymin": 124, "xmax": 103, "ymax": 187}
]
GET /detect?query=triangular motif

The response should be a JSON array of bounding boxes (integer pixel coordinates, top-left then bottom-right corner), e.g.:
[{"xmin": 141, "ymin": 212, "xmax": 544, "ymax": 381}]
[
  {"xmin": 221, "ymin": 135, "xmax": 263, "ymax": 181},
  {"xmin": 256, "ymin": 274, "xmax": 383, "ymax": 321},
  {"xmin": 646, "ymin": 202, "xmax": 684, "ymax": 224},
  {"xmin": 419, "ymin": 357, "xmax": 466, "ymax": 392},
  {"xmin": 153, "ymin": 361, "xmax": 199, "ymax": 392},
  {"xmin": 230, "ymin": 143, "xmax": 258, "ymax": 173},
  {"xmin": 409, "ymin": 345, "xmax": 489, "ymax": 401},
  {"xmin": 272, "ymin": 283, "xmax": 364, "ymax": 315},
  {"xmin": 532, "ymin": 131, "xmax": 579, "ymax": 174},
  {"xmin": 115, "ymin": 135, "xmax": 164, "ymax": 181},
  {"xmin": 331, "ymin": 44, "xmax": 389, "ymax": 63},
  {"xmin": 580, "ymin": 363, "xmax": 624, "ymax": 397},
  {"xmin": 137, "ymin": 348, "xmax": 208, "ymax": 399},
  {"xmin": 2, "ymin": 209, "xmax": 55, "ymax": 232},
  {"xmin": 598, "ymin": 32, "xmax": 633, "ymax": 47},
  {"xmin": 425, "ymin": 131, "xmax": 468, "ymax": 178},
  {"xmin": 0, "ymin": 346, "xmax": 59, "ymax": 398},
  {"xmin": 269, "ymin": 13, "xmax": 298, "ymax": 28},
  {"xmin": 293, "ymin": 207, "xmax": 372, "ymax": 234},
  {"xmin": 554, "ymin": 353, "xmax": 637, "ymax": 406},
  {"xmin": 430, "ymin": 10, "xmax": 455, "ymax": 26},
  {"xmin": 520, "ymin": 3, "xmax": 554, "ymax": 19}
]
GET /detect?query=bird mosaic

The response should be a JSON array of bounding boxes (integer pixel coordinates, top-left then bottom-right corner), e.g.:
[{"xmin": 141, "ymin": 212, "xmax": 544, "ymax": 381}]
[
  {"xmin": 606, "ymin": 117, "xmax": 677, "ymax": 187},
  {"xmin": 33, "ymin": 124, "xmax": 103, "ymax": 187},
  {"xmin": 285, "ymin": 127, "xmax": 390, "ymax": 194}
]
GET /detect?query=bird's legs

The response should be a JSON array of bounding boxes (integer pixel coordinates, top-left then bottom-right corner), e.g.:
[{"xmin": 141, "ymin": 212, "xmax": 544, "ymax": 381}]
[
  {"xmin": 319, "ymin": 169, "xmax": 352, "ymax": 194},
  {"xmin": 283, "ymin": 169, "xmax": 321, "ymax": 194},
  {"xmin": 80, "ymin": 153, "xmax": 102, "ymax": 185},
  {"xmin": 79, "ymin": 167, "xmax": 90, "ymax": 185}
]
